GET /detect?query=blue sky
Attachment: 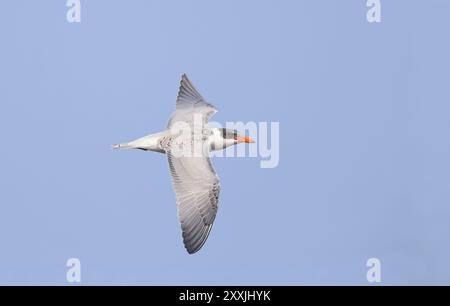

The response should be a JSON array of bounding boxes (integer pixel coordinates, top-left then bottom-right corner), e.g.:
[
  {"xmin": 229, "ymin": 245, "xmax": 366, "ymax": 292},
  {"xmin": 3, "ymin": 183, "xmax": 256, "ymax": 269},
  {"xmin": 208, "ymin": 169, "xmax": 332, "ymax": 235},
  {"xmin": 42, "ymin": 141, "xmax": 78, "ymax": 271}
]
[{"xmin": 0, "ymin": 0, "xmax": 450, "ymax": 285}]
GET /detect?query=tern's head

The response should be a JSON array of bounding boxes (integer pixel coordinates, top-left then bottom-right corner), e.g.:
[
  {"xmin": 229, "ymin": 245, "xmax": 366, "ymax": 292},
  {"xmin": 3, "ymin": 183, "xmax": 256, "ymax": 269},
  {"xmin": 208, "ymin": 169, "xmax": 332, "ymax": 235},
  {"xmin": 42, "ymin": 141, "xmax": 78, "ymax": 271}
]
[{"xmin": 220, "ymin": 128, "xmax": 255, "ymax": 144}]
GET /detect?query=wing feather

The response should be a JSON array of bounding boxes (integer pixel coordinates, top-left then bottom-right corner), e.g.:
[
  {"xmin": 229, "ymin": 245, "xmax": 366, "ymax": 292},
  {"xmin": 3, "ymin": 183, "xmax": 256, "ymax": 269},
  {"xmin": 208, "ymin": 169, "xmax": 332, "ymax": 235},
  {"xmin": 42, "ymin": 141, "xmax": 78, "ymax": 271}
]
[
  {"xmin": 167, "ymin": 74, "xmax": 217, "ymax": 128},
  {"xmin": 166, "ymin": 148, "xmax": 220, "ymax": 254}
]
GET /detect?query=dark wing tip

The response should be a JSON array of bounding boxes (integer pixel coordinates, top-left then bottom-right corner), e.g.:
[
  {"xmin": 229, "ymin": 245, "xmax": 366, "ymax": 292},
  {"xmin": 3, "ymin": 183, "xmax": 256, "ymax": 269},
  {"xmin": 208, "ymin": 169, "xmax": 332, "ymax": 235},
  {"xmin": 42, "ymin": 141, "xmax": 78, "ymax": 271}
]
[
  {"xmin": 182, "ymin": 224, "xmax": 214, "ymax": 255},
  {"xmin": 175, "ymin": 73, "xmax": 206, "ymax": 109},
  {"xmin": 180, "ymin": 73, "xmax": 190, "ymax": 87}
]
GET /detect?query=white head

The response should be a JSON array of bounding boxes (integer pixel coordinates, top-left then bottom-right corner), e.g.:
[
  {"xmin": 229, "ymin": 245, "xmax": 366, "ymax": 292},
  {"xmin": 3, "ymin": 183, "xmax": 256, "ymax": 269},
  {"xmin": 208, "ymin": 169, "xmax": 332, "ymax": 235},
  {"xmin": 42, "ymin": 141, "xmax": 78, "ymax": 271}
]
[{"xmin": 209, "ymin": 128, "xmax": 255, "ymax": 151}]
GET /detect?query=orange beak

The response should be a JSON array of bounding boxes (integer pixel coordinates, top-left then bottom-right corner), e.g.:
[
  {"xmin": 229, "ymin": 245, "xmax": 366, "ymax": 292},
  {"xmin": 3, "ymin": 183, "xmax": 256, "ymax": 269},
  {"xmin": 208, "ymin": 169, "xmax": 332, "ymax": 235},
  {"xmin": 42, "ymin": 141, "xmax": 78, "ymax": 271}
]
[{"xmin": 235, "ymin": 136, "xmax": 255, "ymax": 143}]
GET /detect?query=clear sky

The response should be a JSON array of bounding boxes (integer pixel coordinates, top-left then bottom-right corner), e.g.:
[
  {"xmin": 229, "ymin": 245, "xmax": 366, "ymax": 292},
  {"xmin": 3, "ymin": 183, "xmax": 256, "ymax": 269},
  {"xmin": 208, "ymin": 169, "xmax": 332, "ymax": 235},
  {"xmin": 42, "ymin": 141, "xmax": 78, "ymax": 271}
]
[{"xmin": 1, "ymin": 0, "xmax": 450, "ymax": 285}]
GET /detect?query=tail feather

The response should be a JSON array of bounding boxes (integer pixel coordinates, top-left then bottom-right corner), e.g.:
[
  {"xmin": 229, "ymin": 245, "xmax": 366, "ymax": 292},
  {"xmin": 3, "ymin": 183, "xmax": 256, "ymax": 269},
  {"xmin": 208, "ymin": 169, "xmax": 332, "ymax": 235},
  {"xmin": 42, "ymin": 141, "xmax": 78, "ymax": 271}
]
[{"xmin": 112, "ymin": 143, "xmax": 132, "ymax": 149}]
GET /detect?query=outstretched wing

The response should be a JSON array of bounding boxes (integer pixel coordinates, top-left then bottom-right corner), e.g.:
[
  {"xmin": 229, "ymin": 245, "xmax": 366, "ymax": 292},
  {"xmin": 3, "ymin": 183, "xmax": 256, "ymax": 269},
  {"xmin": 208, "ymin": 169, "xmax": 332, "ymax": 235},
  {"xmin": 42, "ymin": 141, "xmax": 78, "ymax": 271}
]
[
  {"xmin": 167, "ymin": 74, "xmax": 217, "ymax": 128},
  {"xmin": 163, "ymin": 139, "xmax": 220, "ymax": 254},
  {"xmin": 164, "ymin": 74, "xmax": 220, "ymax": 254}
]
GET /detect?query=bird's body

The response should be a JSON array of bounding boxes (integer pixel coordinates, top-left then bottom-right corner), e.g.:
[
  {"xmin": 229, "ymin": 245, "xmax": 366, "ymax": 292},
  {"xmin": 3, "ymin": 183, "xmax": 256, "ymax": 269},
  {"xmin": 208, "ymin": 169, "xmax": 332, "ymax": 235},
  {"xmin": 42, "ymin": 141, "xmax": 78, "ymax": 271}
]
[
  {"xmin": 113, "ymin": 74, "xmax": 253, "ymax": 254},
  {"xmin": 112, "ymin": 127, "xmax": 237, "ymax": 153}
]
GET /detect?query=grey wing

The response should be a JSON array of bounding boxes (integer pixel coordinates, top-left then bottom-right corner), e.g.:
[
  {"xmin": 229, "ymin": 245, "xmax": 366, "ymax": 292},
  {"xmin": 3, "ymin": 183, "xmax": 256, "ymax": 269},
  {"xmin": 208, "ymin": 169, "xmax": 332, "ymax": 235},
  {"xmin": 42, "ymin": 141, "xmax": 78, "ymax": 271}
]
[
  {"xmin": 165, "ymin": 145, "xmax": 220, "ymax": 254},
  {"xmin": 164, "ymin": 74, "xmax": 220, "ymax": 253},
  {"xmin": 167, "ymin": 74, "xmax": 218, "ymax": 128}
]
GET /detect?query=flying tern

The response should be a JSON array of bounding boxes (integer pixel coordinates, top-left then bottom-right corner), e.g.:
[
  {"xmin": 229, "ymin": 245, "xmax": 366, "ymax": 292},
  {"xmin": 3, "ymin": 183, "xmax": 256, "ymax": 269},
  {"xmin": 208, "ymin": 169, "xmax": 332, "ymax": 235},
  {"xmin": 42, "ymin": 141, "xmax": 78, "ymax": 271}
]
[{"xmin": 113, "ymin": 74, "xmax": 254, "ymax": 254}]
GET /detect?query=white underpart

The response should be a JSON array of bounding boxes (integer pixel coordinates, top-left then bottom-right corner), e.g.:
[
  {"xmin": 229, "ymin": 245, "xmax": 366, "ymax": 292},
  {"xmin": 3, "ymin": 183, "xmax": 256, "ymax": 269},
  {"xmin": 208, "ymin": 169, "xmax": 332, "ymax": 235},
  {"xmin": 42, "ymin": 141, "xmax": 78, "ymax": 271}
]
[{"xmin": 113, "ymin": 127, "xmax": 235, "ymax": 153}]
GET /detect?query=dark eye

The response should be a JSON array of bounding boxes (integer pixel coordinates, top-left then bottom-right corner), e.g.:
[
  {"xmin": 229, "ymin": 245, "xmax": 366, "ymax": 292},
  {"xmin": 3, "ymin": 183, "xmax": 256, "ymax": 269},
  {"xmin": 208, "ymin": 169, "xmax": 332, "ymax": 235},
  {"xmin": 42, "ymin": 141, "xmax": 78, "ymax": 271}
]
[
  {"xmin": 221, "ymin": 128, "xmax": 227, "ymax": 138},
  {"xmin": 221, "ymin": 129, "xmax": 236, "ymax": 139}
]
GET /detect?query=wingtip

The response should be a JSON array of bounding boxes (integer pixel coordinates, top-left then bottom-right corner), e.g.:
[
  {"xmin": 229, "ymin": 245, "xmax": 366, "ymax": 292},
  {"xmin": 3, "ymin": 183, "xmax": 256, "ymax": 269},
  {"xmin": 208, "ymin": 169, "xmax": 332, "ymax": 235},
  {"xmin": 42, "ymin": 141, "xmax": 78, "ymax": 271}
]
[
  {"xmin": 185, "ymin": 245, "xmax": 202, "ymax": 255},
  {"xmin": 186, "ymin": 249, "xmax": 197, "ymax": 255},
  {"xmin": 181, "ymin": 73, "xmax": 189, "ymax": 83},
  {"xmin": 183, "ymin": 238, "xmax": 203, "ymax": 255}
]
